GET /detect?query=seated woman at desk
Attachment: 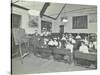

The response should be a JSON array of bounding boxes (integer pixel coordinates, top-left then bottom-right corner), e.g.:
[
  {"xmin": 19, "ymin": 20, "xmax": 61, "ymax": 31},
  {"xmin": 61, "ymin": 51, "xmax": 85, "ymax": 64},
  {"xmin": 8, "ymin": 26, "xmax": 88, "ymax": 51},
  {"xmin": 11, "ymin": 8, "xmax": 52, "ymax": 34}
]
[
  {"xmin": 53, "ymin": 38, "xmax": 58, "ymax": 48},
  {"xmin": 93, "ymin": 40, "xmax": 97, "ymax": 50},
  {"xmin": 68, "ymin": 34, "xmax": 76, "ymax": 44},
  {"xmin": 56, "ymin": 37, "xmax": 61, "ymax": 48},
  {"xmin": 43, "ymin": 38, "xmax": 49, "ymax": 48},
  {"xmin": 81, "ymin": 36, "xmax": 88, "ymax": 46},
  {"xmin": 79, "ymin": 41, "xmax": 89, "ymax": 53},
  {"xmin": 89, "ymin": 41, "xmax": 94, "ymax": 49},
  {"xmin": 61, "ymin": 34, "xmax": 66, "ymax": 48},
  {"xmin": 65, "ymin": 40, "xmax": 74, "ymax": 53},
  {"xmin": 76, "ymin": 33, "xmax": 81, "ymax": 40},
  {"xmin": 41, "ymin": 28, "xmax": 51, "ymax": 38},
  {"xmin": 65, "ymin": 33, "xmax": 69, "ymax": 39},
  {"xmin": 48, "ymin": 38, "xmax": 55, "ymax": 48},
  {"xmin": 64, "ymin": 40, "xmax": 74, "ymax": 64}
]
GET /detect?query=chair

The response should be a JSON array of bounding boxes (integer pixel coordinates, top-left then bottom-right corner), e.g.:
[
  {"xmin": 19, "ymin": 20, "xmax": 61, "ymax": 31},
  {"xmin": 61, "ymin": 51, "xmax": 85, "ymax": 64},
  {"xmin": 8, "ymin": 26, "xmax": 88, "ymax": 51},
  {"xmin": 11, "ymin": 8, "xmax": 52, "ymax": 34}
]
[{"xmin": 12, "ymin": 28, "xmax": 29, "ymax": 64}]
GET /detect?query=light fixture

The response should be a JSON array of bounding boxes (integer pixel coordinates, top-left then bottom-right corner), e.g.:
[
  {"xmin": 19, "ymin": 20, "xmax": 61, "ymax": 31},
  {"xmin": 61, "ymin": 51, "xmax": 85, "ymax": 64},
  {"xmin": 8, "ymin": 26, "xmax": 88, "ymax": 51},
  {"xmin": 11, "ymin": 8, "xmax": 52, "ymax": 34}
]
[{"xmin": 61, "ymin": 17, "xmax": 68, "ymax": 22}]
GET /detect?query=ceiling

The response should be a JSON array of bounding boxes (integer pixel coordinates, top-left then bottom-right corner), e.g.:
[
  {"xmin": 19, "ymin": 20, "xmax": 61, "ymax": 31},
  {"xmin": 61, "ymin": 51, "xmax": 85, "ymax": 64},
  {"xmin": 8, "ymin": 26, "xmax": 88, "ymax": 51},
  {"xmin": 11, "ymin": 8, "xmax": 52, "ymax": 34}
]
[
  {"xmin": 12, "ymin": 0, "xmax": 97, "ymax": 17},
  {"xmin": 63, "ymin": 4, "xmax": 96, "ymax": 13},
  {"xmin": 12, "ymin": 0, "xmax": 45, "ymax": 11}
]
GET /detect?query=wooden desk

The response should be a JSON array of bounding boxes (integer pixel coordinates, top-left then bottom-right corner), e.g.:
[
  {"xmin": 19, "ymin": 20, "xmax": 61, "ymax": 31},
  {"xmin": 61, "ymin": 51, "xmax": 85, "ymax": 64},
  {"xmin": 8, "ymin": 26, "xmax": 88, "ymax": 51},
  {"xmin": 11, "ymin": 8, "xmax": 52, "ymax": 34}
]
[
  {"xmin": 38, "ymin": 48, "xmax": 52, "ymax": 53},
  {"xmin": 53, "ymin": 48, "xmax": 72, "ymax": 63},
  {"xmin": 74, "ymin": 50, "xmax": 97, "ymax": 68},
  {"xmin": 74, "ymin": 51, "xmax": 97, "ymax": 62},
  {"xmin": 35, "ymin": 48, "xmax": 52, "ymax": 59},
  {"xmin": 53, "ymin": 48, "xmax": 71, "ymax": 55}
]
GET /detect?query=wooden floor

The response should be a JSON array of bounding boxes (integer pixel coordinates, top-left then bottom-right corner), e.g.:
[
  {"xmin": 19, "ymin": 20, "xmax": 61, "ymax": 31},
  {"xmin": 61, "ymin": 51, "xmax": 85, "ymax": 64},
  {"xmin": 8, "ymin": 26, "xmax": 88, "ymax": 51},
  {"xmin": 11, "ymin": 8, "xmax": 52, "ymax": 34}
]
[{"xmin": 12, "ymin": 53, "xmax": 93, "ymax": 74}]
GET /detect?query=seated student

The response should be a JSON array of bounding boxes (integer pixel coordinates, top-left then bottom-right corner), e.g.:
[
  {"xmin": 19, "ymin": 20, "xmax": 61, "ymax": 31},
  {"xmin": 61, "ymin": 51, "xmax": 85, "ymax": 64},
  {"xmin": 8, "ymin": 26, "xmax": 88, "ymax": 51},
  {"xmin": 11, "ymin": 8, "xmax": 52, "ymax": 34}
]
[
  {"xmin": 93, "ymin": 40, "xmax": 97, "ymax": 50},
  {"xmin": 65, "ymin": 40, "xmax": 74, "ymax": 53},
  {"xmin": 48, "ymin": 38, "xmax": 55, "ymax": 47},
  {"xmin": 64, "ymin": 40, "xmax": 74, "ymax": 64},
  {"xmin": 57, "ymin": 37, "xmax": 61, "ymax": 48},
  {"xmin": 68, "ymin": 34, "xmax": 76, "ymax": 44},
  {"xmin": 68, "ymin": 34, "xmax": 73, "ymax": 41},
  {"xmin": 61, "ymin": 34, "xmax": 66, "ymax": 48},
  {"xmin": 89, "ymin": 41, "xmax": 94, "ymax": 48},
  {"xmin": 53, "ymin": 38, "xmax": 58, "ymax": 48},
  {"xmin": 40, "ymin": 28, "xmax": 46, "ymax": 36},
  {"xmin": 61, "ymin": 34, "xmax": 66, "ymax": 40},
  {"xmin": 39, "ymin": 37, "xmax": 44, "ymax": 48},
  {"xmin": 74, "ymin": 38, "xmax": 81, "ymax": 51},
  {"xmin": 65, "ymin": 33, "xmax": 69, "ymax": 39},
  {"xmin": 79, "ymin": 41, "xmax": 89, "ymax": 53},
  {"xmin": 76, "ymin": 33, "xmax": 81, "ymax": 40},
  {"xmin": 82, "ymin": 36, "xmax": 88, "ymax": 46},
  {"xmin": 43, "ymin": 38, "xmax": 49, "ymax": 48},
  {"xmin": 41, "ymin": 28, "xmax": 51, "ymax": 37},
  {"xmin": 88, "ymin": 41, "xmax": 94, "ymax": 52},
  {"xmin": 71, "ymin": 38, "xmax": 76, "ymax": 44}
]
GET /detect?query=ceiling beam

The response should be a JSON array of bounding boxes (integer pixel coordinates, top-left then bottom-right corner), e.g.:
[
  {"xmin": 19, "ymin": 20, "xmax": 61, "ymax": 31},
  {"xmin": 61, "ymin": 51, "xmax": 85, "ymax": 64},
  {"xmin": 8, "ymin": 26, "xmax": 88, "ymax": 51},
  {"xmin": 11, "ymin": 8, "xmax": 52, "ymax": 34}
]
[
  {"xmin": 43, "ymin": 14, "xmax": 56, "ymax": 20},
  {"xmin": 11, "ymin": 3, "xmax": 29, "ymax": 10},
  {"xmin": 43, "ymin": 4, "xmax": 66, "ymax": 20},
  {"xmin": 56, "ymin": 4, "xmax": 66, "ymax": 19},
  {"xmin": 40, "ymin": 3, "xmax": 50, "ymax": 18}
]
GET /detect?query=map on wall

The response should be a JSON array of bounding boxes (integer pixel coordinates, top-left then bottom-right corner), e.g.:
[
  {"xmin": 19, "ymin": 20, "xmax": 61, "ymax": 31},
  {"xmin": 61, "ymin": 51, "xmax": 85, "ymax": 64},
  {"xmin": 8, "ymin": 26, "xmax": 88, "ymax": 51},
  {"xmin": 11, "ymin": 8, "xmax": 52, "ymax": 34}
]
[
  {"xmin": 89, "ymin": 13, "xmax": 97, "ymax": 23},
  {"xmin": 28, "ymin": 15, "xmax": 39, "ymax": 28}
]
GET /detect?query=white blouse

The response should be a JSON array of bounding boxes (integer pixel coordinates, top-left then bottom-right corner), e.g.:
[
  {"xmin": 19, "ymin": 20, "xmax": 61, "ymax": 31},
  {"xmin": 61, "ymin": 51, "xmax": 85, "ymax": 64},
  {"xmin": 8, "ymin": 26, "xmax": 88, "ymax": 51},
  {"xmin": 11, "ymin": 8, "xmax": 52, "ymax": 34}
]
[
  {"xmin": 66, "ymin": 44, "xmax": 73, "ymax": 53},
  {"xmin": 79, "ymin": 45, "xmax": 89, "ymax": 53}
]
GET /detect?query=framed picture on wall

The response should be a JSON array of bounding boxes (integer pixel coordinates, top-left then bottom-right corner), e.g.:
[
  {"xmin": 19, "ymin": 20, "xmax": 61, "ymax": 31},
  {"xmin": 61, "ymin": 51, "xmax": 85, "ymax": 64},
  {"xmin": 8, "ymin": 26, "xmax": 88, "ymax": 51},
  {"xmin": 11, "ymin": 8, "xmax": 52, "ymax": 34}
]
[
  {"xmin": 28, "ymin": 15, "xmax": 39, "ymax": 28},
  {"xmin": 41, "ymin": 20, "xmax": 52, "ymax": 32}
]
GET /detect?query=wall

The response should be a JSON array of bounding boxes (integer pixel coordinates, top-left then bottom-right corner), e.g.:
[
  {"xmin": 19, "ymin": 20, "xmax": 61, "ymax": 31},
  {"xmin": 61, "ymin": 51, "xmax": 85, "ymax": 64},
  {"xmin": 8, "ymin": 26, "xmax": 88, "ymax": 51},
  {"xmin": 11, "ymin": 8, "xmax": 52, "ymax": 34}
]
[
  {"xmin": 43, "ymin": 7, "xmax": 97, "ymax": 33},
  {"xmin": 63, "ymin": 7, "xmax": 97, "ymax": 33},
  {"xmin": 12, "ymin": 6, "xmax": 97, "ymax": 34},
  {"xmin": 12, "ymin": 6, "xmax": 41, "ymax": 34}
]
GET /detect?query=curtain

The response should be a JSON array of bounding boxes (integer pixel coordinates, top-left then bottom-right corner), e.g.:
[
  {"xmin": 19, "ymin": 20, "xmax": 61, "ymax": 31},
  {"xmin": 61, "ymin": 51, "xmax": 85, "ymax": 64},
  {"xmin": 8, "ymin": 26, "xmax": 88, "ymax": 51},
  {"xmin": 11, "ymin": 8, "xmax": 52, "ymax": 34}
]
[{"xmin": 72, "ymin": 15, "xmax": 88, "ymax": 29}]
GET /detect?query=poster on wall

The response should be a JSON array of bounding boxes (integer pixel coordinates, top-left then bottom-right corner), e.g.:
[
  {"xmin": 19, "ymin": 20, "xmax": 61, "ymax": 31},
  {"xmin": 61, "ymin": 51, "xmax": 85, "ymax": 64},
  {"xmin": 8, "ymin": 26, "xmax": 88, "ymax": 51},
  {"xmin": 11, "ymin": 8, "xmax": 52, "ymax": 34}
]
[{"xmin": 28, "ymin": 15, "xmax": 39, "ymax": 28}]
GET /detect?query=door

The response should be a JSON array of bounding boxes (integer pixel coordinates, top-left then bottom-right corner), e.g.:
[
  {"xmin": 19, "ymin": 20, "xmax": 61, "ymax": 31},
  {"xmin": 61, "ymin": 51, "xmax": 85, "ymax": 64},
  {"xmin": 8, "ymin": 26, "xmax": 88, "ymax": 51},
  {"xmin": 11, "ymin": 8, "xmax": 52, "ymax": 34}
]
[{"xmin": 59, "ymin": 25, "xmax": 64, "ymax": 33}]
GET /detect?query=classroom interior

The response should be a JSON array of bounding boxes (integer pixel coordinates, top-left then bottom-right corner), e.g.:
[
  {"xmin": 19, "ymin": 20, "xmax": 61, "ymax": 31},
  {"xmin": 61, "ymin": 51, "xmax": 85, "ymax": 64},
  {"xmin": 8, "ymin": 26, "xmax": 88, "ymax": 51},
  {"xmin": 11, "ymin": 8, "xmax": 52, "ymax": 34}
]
[{"xmin": 11, "ymin": 0, "xmax": 97, "ymax": 74}]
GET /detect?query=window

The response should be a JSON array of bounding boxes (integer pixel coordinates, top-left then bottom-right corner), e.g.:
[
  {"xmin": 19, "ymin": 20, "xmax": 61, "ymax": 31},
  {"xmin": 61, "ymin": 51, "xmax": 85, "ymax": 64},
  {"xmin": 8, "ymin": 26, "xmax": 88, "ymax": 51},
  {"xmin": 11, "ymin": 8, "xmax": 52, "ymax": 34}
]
[
  {"xmin": 41, "ymin": 20, "xmax": 52, "ymax": 32},
  {"xmin": 72, "ymin": 15, "xmax": 88, "ymax": 29},
  {"xmin": 12, "ymin": 14, "xmax": 21, "ymax": 28}
]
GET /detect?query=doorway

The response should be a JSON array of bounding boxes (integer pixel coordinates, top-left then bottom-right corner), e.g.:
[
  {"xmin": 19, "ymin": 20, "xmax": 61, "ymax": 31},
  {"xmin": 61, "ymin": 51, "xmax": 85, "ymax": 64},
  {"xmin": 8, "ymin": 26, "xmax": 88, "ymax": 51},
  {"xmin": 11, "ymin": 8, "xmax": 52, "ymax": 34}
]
[{"xmin": 59, "ymin": 25, "xmax": 64, "ymax": 33}]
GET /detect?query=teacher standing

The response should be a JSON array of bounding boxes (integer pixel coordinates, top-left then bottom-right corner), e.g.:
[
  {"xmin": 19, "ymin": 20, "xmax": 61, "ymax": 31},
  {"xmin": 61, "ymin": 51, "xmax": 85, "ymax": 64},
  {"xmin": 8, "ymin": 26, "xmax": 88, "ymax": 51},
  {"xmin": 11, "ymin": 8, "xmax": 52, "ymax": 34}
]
[{"xmin": 32, "ymin": 30, "xmax": 40, "ymax": 54}]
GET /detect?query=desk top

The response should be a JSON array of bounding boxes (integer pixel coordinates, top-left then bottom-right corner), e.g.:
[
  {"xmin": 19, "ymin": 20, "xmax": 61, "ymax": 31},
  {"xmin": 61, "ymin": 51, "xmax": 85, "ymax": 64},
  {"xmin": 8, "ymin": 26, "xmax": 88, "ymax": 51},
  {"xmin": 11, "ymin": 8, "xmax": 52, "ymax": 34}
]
[{"xmin": 53, "ymin": 48, "xmax": 71, "ymax": 55}]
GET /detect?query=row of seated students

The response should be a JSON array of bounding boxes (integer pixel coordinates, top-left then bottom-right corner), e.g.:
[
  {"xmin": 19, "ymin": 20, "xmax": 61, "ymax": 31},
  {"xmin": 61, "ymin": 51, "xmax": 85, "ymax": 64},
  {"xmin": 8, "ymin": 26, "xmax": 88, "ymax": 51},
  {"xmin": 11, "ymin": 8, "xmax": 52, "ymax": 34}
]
[
  {"xmin": 38, "ymin": 33, "xmax": 97, "ymax": 54},
  {"xmin": 30, "ymin": 29, "xmax": 97, "ymax": 54},
  {"xmin": 29, "ymin": 30, "xmax": 97, "ymax": 67}
]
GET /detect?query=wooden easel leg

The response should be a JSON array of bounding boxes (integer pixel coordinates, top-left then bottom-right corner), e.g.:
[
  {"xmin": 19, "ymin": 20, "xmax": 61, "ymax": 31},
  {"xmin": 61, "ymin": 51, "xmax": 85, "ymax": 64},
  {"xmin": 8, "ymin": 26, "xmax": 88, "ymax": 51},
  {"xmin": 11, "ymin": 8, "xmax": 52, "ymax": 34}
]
[
  {"xmin": 19, "ymin": 44, "xmax": 23, "ymax": 64},
  {"xmin": 26, "ymin": 42, "xmax": 30, "ymax": 57}
]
